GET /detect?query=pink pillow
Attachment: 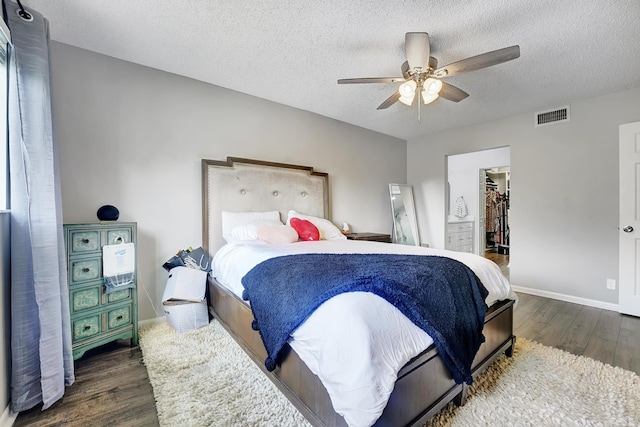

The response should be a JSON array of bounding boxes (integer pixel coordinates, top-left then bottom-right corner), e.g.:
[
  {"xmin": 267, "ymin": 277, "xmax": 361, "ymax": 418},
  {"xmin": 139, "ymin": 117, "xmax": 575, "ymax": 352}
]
[
  {"xmin": 289, "ymin": 218, "xmax": 320, "ymax": 241},
  {"xmin": 257, "ymin": 224, "xmax": 299, "ymax": 244}
]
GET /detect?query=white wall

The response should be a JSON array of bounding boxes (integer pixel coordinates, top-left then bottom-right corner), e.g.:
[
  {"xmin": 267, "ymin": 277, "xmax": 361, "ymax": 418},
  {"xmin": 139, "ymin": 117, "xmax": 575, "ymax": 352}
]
[
  {"xmin": 447, "ymin": 146, "xmax": 510, "ymax": 218},
  {"xmin": 408, "ymin": 86, "xmax": 640, "ymax": 306},
  {"xmin": 49, "ymin": 42, "xmax": 407, "ymax": 321}
]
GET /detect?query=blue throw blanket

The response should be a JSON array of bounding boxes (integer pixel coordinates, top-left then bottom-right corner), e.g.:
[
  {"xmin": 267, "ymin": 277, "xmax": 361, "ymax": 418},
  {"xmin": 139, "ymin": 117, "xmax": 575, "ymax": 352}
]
[{"xmin": 241, "ymin": 253, "xmax": 488, "ymax": 385}]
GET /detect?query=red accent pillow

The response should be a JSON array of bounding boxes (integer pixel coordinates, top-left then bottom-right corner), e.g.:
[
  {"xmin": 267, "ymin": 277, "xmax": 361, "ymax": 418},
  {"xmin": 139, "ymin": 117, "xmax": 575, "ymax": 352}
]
[{"xmin": 289, "ymin": 218, "xmax": 320, "ymax": 241}]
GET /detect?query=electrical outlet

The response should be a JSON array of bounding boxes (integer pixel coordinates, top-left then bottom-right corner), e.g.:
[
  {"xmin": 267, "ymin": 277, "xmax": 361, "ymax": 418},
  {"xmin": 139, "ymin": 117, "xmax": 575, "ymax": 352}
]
[{"xmin": 606, "ymin": 279, "xmax": 616, "ymax": 290}]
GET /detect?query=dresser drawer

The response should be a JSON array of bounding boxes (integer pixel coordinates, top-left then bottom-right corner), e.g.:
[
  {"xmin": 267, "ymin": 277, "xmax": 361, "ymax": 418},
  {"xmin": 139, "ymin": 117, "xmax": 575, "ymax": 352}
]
[
  {"xmin": 107, "ymin": 288, "xmax": 132, "ymax": 304},
  {"xmin": 70, "ymin": 284, "xmax": 102, "ymax": 314},
  {"xmin": 69, "ymin": 257, "xmax": 102, "ymax": 286},
  {"xmin": 69, "ymin": 230, "xmax": 101, "ymax": 255},
  {"xmin": 454, "ymin": 233, "xmax": 466, "ymax": 242},
  {"xmin": 448, "ymin": 222, "xmax": 473, "ymax": 233},
  {"xmin": 70, "ymin": 284, "xmax": 132, "ymax": 315},
  {"xmin": 72, "ymin": 314, "xmax": 101, "ymax": 341},
  {"xmin": 106, "ymin": 229, "xmax": 132, "ymax": 245},
  {"xmin": 107, "ymin": 306, "xmax": 131, "ymax": 330}
]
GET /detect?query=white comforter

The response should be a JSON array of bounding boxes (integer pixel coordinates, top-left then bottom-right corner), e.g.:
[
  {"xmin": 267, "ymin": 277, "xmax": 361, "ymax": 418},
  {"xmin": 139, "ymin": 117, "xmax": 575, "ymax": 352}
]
[{"xmin": 212, "ymin": 240, "xmax": 516, "ymax": 427}]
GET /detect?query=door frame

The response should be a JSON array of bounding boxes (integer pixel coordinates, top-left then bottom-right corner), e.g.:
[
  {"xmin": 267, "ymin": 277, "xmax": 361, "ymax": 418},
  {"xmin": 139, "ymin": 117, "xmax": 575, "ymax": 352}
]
[
  {"xmin": 445, "ymin": 147, "xmax": 510, "ymax": 256},
  {"xmin": 478, "ymin": 169, "xmax": 487, "ymax": 255}
]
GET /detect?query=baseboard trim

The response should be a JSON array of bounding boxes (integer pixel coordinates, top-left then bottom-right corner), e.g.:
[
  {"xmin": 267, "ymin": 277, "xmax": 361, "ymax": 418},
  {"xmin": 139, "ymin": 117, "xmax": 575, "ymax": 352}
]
[
  {"xmin": 511, "ymin": 285, "xmax": 619, "ymax": 312},
  {"xmin": 1, "ymin": 403, "xmax": 17, "ymax": 427}
]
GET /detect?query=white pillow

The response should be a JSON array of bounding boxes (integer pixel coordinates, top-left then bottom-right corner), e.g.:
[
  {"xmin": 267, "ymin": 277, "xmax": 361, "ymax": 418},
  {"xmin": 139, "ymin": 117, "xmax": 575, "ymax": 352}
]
[
  {"xmin": 221, "ymin": 211, "xmax": 281, "ymax": 243},
  {"xmin": 257, "ymin": 224, "xmax": 299, "ymax": 244},
  {"xmin": 228, "ymin": 219, "xmax": 284, "ymax": 242},
  {"xmin": 286, "ymin": 210, "xmax": 346, "ymax": 240}
]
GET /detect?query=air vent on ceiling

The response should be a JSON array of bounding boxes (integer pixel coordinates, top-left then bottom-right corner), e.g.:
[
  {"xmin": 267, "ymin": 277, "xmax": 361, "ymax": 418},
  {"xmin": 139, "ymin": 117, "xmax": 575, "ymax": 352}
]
[{"xmin": 535, "ymin": 106, "xmax": 570, "ymax": 127}]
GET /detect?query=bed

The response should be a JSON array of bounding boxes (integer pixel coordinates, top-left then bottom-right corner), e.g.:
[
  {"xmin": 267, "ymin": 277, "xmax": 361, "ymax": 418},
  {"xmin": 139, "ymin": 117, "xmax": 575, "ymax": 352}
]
[{"xmin": 202, "ymin": 157, "xmax": 516, "ymax": 427}]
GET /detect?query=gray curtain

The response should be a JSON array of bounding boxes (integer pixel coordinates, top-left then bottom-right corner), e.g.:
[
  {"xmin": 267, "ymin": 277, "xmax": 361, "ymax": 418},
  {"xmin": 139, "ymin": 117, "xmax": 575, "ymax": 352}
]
[{"xmin": 5, "ymin": 1, "xmax": 74, "ymax": 412}]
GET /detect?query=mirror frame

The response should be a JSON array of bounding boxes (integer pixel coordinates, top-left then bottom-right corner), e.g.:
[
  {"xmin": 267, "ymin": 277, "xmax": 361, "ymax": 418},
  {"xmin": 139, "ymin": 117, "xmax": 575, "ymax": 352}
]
[{"xmin": 389, "ymin": 183, "xmax": 420, "ymax": 246}]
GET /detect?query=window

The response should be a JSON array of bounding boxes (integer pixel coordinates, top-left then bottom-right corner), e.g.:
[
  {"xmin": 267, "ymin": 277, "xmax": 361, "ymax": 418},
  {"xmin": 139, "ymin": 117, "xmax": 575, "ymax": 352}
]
[{"xmin": 0, "ymin": 18, "xmax": 9, "ymax": 210}]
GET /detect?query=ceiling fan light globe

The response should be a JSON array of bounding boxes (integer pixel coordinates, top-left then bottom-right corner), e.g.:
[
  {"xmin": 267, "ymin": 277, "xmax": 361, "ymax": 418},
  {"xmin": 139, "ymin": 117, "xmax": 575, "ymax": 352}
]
[
  {"xmin": 399, "ymin": 93, "xmax": 415, "ymax": 106},
  {"xmin": 399, "ymin": 80, "xmax": 417, "ymax": 97},
  {"xmin": 421, "ymin": 91, "xmax": 439, "ymax": 105},
  {"xmin": 424, "ymin": 78, "xmax": 443, "ymax": 95}
]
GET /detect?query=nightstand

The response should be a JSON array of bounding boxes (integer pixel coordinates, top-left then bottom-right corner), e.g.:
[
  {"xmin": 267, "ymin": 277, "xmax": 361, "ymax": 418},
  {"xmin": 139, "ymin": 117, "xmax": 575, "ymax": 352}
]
[{"xmin": 345, "ymin": 232, "xmax": 392, "ymax": 243}]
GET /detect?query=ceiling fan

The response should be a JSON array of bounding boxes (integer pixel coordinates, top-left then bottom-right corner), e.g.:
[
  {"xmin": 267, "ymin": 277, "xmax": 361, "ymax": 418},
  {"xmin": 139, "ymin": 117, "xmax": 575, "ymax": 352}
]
[{"xmin": 338, "ymin": 33, "xmax": 520, "ymax": 121}]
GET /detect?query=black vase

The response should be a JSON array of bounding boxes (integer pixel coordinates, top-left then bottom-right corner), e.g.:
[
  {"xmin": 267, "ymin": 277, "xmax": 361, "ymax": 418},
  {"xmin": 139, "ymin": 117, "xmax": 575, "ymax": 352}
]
[{"xmin": 97, "ymin": 205, "xmax": 119, "ymax": 221}]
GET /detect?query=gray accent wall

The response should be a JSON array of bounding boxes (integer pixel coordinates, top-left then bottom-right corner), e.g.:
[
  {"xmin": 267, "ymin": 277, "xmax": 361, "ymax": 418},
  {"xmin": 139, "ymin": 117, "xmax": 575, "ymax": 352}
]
[
  {"xmin": 408, "ymin": 86, "xmax": 640, "ymax": 306},
  {"xmin": 48, "ymin": 42, "xmax": 406, "ymax": 321}
]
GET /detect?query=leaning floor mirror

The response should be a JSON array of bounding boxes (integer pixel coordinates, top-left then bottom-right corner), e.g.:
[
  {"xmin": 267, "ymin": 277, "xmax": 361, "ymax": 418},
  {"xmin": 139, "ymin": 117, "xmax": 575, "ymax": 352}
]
[{"xmin": 389, "ymin": 184, "xmax": 420, "ymax": 246}]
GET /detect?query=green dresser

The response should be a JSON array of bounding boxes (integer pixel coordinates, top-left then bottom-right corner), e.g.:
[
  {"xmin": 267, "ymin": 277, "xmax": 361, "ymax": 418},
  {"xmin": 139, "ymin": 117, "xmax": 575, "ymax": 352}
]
[{"xmin": 64, "ymin": 222, "xmax": 138, "ymax": 360}]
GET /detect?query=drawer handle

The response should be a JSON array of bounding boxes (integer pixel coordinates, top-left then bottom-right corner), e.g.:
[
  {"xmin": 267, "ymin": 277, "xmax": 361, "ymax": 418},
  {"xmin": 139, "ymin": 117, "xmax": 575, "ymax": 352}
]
[
  {"xmin": 82, "ymin": 267, "xmax": 90, "ymax": 273},
  {"xmin": 116, "ymin": 315, "xmax": 123, "ymax": 321},
  {"xmin": 115, "ymin": 237, "xmax": 123, "ymax": 243},
  {"xmin": 83, "ymin": 325, "xmax": 91, "ymax": 331},
  {"xmin": 82, "ymin": 238, "xmax": 90, "ymax": 244}
]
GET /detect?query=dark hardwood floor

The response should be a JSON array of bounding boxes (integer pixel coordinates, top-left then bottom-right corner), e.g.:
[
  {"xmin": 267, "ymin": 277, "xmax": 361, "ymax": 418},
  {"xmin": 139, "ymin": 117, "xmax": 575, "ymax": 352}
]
[
  {"xmin": 514, "ymin": 292, "xmax": 640, "ymax": 375},
  {"xmin": 483, "ymin": 248, "xmax": 640, "ymax": 374},
  {"xmin": 14, "ymin": 261, "xmax": 640, "ymax": 425},
  {"xmin": 13, "ymin": 340, "xmax": 159, "ymax": 427}
]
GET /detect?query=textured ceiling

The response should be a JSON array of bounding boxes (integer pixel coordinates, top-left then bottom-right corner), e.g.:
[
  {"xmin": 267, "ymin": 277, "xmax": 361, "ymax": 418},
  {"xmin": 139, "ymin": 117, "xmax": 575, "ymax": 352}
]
[{"xmin": 18, "ymin": 0, "xmax": 640, "ymax": 140}]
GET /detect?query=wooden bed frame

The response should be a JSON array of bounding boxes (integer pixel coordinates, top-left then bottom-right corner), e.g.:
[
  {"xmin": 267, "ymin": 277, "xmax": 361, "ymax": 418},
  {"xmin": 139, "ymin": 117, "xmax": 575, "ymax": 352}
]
[{"xmin": 202, "ymin": 157, "xmax": 515, "ymax": 427}]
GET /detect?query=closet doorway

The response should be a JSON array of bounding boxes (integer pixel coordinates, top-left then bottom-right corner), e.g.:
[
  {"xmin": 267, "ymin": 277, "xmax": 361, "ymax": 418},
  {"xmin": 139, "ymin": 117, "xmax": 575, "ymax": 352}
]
[
  {"xmin": 482, "ymin": 167, "xmax": 510, "ymax": 279},
  {"xmin": 446, "ymin": 147, "xmax": 510, "ymax": 279}
]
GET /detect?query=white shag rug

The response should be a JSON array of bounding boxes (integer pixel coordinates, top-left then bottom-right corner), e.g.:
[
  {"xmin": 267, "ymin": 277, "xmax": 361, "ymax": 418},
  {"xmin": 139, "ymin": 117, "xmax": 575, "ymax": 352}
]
[
  {"xmin": 140, "ymin": 320, "xmax": 640, "ymax": 427},
  {"xmin": 139, "ymin": 320, "xmax": 310, "ymax": 427}
]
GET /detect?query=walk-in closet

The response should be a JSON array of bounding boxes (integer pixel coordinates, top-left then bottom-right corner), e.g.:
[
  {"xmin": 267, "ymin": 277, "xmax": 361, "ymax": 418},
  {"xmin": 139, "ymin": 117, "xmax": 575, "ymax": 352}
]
[{"xmin": 485, "ymin": 168, "xmax": 509, "ymax": 255}]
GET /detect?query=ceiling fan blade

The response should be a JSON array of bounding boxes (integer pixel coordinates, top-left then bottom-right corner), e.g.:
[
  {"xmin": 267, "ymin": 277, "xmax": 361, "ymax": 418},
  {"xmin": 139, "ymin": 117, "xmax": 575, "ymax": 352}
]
[
  {"xmin": 338, "ymin": 77, "xmax": 405, "ymax": 84},
  {"xmin": 434, "ymin": 45, "xmax": 520, "ymax": 77},
  {"xmin": 439, "ymin": 82, "xmax": 469, "ymax": 102},
  {"xmin": 401, "ymin": 61, "xmax": 411, "ymax": 79},
  {"xmin": 405, "ymin": 32, "xmax": 430, "ymax": 70},
  {"xmin": 377, "ymin": 92, "xmax": 401, "ymax": 110}
]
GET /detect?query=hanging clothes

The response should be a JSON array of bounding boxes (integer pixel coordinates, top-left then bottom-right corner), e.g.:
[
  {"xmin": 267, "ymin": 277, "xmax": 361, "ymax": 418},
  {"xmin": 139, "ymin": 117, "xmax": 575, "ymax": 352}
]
[{"xmin": 486, "ymin": 190, "xmax": 499, "ymax": 232}]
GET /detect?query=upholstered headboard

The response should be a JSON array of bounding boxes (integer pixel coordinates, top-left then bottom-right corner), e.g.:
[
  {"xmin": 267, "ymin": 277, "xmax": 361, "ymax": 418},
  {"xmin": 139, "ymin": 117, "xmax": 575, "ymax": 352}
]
[{"xmin": 202, "ymin": 157, "xmax": 329, "ymax": 254}]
